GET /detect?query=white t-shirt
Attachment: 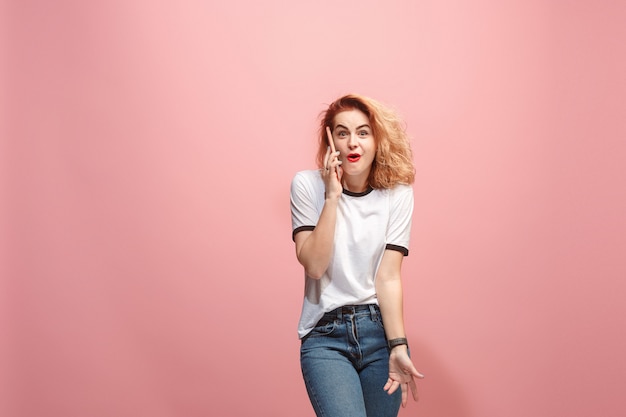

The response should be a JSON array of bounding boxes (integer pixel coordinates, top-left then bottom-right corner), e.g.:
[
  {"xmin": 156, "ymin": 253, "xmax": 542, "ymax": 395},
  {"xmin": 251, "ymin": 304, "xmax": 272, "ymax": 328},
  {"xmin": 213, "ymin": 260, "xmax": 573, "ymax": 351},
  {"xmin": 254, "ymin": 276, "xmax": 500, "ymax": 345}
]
[{"xmin": 290, "ymin": 169, "xmax": 413, "ymax": 338}]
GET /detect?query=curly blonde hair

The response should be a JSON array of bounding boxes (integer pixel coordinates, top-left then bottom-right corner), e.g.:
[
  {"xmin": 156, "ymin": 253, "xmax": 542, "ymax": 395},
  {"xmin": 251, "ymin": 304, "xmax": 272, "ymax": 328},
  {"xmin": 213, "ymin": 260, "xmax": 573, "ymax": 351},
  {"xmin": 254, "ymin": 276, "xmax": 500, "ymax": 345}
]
[{"xmin": 315, "ymin": 94, "xmax": 415, "ymax": 189}]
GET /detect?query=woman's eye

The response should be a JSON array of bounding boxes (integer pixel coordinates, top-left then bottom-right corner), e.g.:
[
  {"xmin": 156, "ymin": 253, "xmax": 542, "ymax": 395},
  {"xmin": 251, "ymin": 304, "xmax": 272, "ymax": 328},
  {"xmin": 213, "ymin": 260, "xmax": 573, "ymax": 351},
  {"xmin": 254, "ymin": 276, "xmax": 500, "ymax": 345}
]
[
  {"xmin": 359, "ymin": 130, "xmax": 369, "ymax": 136},
  {"xmin": 338, "ymin": 131, "xmax": 347, "ymax": 137}
]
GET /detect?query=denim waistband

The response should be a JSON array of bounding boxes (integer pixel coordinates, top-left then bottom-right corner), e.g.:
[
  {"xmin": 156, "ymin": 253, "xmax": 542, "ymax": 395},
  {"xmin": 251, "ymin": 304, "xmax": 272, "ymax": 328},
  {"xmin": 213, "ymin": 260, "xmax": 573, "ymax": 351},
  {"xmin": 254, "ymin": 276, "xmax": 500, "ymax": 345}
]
[{"xmin": 318, "ymin": 304, "xmax": 380, "ymax": 325}]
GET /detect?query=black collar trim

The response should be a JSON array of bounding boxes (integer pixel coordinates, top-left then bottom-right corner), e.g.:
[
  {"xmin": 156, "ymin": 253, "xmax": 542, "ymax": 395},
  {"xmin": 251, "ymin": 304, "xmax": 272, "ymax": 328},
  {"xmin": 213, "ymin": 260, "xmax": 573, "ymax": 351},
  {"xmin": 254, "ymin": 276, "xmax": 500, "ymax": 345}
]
[{"xmin": 342, "ymin": 187, "xmax": 374, "ymax": 197}]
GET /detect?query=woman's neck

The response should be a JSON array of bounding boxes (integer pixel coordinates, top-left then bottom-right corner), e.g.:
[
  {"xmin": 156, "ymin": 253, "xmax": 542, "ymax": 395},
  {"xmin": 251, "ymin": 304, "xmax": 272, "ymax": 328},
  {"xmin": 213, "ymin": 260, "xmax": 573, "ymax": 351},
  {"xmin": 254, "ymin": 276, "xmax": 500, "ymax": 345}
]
[{"xmin": 342, "ymin": 175, "xmax": 369, "ymax": 193}]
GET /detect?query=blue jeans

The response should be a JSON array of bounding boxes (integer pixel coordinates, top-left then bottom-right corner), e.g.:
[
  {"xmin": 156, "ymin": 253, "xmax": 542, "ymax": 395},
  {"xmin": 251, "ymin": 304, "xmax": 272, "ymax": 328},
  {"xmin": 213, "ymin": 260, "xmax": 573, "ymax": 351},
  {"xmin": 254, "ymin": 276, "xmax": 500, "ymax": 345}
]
[{"xmin": 300, "ymin": 304, "xmax": 401, "ymax": 417}]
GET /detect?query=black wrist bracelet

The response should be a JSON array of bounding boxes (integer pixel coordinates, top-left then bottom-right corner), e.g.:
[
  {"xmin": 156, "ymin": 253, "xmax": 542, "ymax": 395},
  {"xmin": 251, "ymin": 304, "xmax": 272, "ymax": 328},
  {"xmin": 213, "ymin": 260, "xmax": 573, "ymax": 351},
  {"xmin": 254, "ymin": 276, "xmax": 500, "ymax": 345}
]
[{"xmin": 388, "ymin": 337, "xmax": 408, "ymax": 350}]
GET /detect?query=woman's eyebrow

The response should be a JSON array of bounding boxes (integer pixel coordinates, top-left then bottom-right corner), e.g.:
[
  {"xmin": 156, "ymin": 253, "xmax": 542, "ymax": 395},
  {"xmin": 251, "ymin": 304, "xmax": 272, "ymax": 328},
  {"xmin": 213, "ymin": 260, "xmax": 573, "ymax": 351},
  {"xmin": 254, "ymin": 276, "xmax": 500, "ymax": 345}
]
[{"xmin": 335, "ymin": 124, "xmax": 371, "ymax": 130}]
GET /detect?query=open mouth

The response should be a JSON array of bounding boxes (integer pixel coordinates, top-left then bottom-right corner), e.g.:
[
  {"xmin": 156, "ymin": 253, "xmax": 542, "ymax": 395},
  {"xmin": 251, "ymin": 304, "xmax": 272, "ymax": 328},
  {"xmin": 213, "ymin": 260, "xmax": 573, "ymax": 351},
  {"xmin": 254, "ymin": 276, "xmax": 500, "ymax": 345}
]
[{"xmin": 347, "ymin": 153, "xmax": 361, "ymax": 162}]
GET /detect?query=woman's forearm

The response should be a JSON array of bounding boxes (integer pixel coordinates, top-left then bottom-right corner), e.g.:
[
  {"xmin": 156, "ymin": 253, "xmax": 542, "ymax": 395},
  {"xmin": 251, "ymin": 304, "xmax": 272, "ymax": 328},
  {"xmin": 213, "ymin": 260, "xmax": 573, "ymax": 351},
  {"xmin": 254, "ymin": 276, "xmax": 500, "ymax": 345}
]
[
  {"xmin": 296, "ymin": 197, "xmax": 339, "ymax": 279},
  {"xmin": 375, "ymin": 250, "xmax": 408, "ymax": 340},
  {"xmin": 376, "ymin": 277, "xmax": 407, "ymax": 340}
]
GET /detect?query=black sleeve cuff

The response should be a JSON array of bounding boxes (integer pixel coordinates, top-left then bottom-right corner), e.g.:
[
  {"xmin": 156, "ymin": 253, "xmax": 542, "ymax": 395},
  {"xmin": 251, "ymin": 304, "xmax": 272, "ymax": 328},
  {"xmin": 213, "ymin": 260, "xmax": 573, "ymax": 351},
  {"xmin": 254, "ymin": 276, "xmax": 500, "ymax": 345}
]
[
  {"xmin": 385, "ymin": 244, "xmax": 409, "ymax": 256},
  {"xmin": 292, "ymin": 225, "xmax": 315, "ymax": 241}
]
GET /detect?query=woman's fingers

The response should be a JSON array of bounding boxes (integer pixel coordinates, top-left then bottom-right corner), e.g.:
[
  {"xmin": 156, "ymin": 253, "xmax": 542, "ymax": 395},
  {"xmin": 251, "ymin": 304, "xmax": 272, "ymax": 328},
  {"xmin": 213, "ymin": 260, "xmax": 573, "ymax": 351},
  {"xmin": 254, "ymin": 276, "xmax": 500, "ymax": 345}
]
[
  {"xmin": 323, "ymin": 147, "xmax": 341, "ymax": 174},
  {"xmin": 409, "ymin": 380, "xmax": 419, "ymax": 401},
  {"xmin": 401, "ymin": 383, "xmax": 408, "ymax": 407},
  {"xmin": 383, "ymin": 378, "xmax": 399, "ymax": 395}
]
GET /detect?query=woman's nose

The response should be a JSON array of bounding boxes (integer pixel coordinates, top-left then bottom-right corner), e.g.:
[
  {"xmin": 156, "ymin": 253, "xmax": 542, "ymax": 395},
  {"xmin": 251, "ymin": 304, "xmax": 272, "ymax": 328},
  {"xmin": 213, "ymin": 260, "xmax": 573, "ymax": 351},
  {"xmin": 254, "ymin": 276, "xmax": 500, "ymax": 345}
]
[{"xmin": 347, "ymin": 133, "xmax": 358, "ymax": 148}]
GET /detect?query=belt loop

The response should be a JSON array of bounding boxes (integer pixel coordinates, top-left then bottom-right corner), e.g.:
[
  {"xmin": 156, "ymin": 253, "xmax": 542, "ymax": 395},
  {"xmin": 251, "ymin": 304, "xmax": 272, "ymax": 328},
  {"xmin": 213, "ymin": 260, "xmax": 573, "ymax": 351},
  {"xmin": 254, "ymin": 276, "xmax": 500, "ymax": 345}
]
[
  {"xmin": 337, "ymin": 306, "xmax": 343, "ymax": 321},
  {"xmin": 369, "ymin": 304, "xmax": 378, "ymax": 321}
]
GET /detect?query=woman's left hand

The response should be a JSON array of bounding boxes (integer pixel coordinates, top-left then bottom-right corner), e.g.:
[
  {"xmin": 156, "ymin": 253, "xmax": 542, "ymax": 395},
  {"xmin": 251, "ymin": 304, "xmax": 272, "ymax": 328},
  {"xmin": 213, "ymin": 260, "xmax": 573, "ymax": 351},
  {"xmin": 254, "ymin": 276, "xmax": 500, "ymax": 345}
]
[{"xmin": 383, "ymin": 346, "xmax": 424, "ymax": 407}]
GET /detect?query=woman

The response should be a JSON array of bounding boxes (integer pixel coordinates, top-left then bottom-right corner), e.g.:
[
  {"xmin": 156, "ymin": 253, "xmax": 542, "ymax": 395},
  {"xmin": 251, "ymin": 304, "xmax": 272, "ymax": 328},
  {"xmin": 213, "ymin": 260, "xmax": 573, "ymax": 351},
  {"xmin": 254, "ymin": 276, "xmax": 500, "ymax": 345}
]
[{"xmin": 290, "ymin": 94, "xmax": 424, "ymax": 417}]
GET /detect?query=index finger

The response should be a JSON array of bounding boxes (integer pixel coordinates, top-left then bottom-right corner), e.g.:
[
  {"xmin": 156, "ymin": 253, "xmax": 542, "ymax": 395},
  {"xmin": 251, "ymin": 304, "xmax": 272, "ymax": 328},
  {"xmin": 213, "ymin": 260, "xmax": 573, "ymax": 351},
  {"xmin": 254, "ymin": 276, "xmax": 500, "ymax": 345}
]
[{"xmin": 325, "ymin": 126, "xmax": 336, "ymax": 154}]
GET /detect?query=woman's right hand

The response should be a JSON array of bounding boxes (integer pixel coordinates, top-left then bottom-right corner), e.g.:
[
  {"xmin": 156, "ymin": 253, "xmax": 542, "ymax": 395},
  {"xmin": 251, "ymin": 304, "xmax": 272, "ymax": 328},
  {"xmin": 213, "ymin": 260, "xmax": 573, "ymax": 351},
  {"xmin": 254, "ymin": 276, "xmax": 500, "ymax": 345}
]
[{"xmin": 295, "ymin": 128, "xmax": 342, "ymax": 279}]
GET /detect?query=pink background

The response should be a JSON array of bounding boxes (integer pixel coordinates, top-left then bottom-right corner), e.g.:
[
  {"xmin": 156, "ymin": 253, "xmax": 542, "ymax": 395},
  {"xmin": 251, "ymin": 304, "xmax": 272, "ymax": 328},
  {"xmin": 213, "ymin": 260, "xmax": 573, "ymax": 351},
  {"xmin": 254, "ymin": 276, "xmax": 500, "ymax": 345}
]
[{"xmin": 3, "ymin": 1, "xmax": 626, "ymax": 416}]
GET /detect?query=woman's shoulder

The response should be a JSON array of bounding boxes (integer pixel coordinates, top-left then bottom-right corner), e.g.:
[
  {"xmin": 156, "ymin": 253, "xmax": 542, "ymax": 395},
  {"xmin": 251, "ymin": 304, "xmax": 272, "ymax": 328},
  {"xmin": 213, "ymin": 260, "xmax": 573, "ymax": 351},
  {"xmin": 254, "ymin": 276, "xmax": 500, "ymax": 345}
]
[
  {"xmin": 292, "ymin": 169, "xmax": 322, "ymax": 184},
  {"xmin": 393, "ymin": 183, "xmax": 414, "ymax": 193},
  {"xmin": 376, "ymin": 183, "xmax": 413, "ymax": 196},
  {"xmin": 293, "ymin": 169, "xmax": 321, "ymax": 179},
  {"xmin": 374, "ymin": 183, "xmax": 413, "ymax": 205},
  {"xmin": 291, "ymin": 169, "xmax": 323, "ymax": 192}
]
